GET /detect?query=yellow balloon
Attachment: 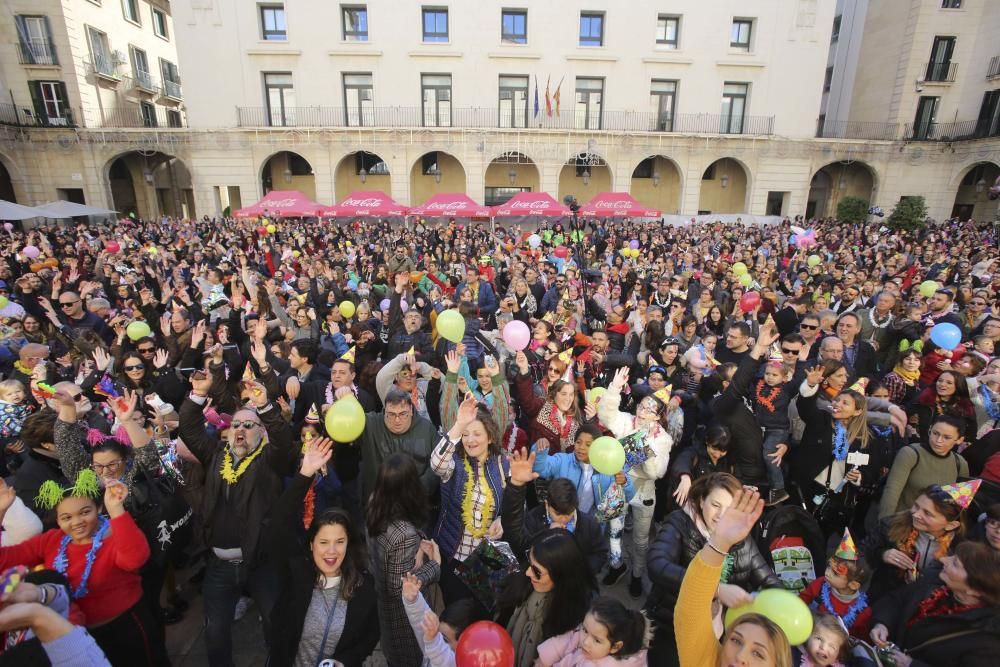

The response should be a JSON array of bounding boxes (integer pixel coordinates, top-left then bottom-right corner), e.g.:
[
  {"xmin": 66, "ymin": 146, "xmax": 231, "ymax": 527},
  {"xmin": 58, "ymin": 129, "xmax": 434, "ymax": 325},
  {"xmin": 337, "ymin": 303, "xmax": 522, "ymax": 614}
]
[
  {"xmin": 325, "ymin": 395, "xmax": 366, "ymax": 442},
  {"xmin": 339, "ymin": 300, "xmax": 356, "ymax": 319},
  {"xmin": 292, "ymin": 250, "xmax": 301, "ymax": 258},
  {"xmin": 266, "ymin": 224, "xmax": 276, "ymax": 234}
]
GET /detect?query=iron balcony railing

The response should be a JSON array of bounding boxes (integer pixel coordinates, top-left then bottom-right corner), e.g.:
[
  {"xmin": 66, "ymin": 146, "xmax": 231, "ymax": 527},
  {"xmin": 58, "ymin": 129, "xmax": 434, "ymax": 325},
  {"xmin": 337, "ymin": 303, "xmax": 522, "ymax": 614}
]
[
  {"xmin": 815, "ymin": 119, "xmax": 903, "ymax": 141},
  {"xmin": 16, "ymin": 39, "xmax": 58, "ymax": 66},
  {"xmin": 86, "ymin": 54, "xmax": 123, "ymax": 80},
  {"xmin": 0, "ymin": 102, "xmax": 77, "ymax": 128},
  {"xmin": 903, "ymin": 119, "xmax": 998, "ymax": 141},
  {"xmin": 988, "ymin": 55, "xmax": 1000, "ymax": 81},
  {"xmin": 924, "ymin": 60, "xmax": 958, "ymax": 83},
  {"xmin": 161, "ymin": 79, "xmax": 182, "ymax": 100},
  {"xmin": 234, "ymin": 106, "xmax": 776, "ymax": 135},
  {"xmin": 95, "ymin": 106, "xmax": 186, "ymax": 128},
  {"xmin": 130, "ymin": 70, "xmax": 159, "ymax": 93}
]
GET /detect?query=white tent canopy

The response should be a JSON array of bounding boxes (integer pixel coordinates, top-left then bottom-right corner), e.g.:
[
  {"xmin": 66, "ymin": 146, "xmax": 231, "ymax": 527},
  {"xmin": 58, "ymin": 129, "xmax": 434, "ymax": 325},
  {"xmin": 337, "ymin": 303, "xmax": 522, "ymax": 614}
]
[
  {"xmin": 32, "ymin": 201, "xmax": 117, "ymax": 217},
  {"xmin": 0, "ymin": 200, "xmax": 44, "ymax": 220}
]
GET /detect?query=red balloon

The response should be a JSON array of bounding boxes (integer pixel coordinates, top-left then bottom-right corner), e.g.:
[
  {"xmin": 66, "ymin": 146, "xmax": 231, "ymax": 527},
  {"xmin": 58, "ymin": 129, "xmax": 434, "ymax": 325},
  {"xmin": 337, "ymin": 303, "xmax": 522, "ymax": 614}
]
[
  {"xmin": 105, "ymin": 241, "xmax": 121, "ymax": 254},
  {"xmin": 554, "ymin": 246, "xmax": 570, "ymax": 259},
  {"xmin": 256, "ymin": 226, "xmax": 267, "ymax": 236},
  {"xmin": 740, "ymin": 291, "xmax": 762, "ymax": 313},
  {"xmin": 455, "ymin": 621, "xmax": 514, "ymax": 667}
]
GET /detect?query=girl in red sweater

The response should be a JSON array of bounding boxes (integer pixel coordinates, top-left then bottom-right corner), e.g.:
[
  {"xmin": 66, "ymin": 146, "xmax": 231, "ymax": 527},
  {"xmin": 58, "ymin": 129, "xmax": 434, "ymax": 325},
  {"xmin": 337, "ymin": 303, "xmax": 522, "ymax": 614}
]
[{"xmin": 0, "ymin": 470, "xmax": 167, "ymax": 666}]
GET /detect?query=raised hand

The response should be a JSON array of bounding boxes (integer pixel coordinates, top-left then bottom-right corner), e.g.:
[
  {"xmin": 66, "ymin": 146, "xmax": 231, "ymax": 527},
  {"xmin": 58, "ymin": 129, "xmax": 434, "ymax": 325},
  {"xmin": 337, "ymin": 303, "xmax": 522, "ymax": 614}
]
[
  {"xmin": 401, "ymin": 572, "xmax": 422, "ymax": 603},
  {"xmin": 610, "ymin": 366, "xmax": 629, "ymax": 390},
  {"xmin": 103, "ymin": 479, "xmax": 129, "ymax": 517},
  {"xmin": 110, "ymin": 388, "xmax": 138, "ymax": 422},
  {"xmin": 508, "ymin": 449, "xmax": 539, "ymax": 486},
  {"xmin": 710, "ymin": 488, "xmax": 764, "ymax": 552},
  {"xmin": 805, "ymin": 364, "xmax": 824, "ymax": 387},
  {"xmin": 515, "ymin": 350, "xmax": 530, "ymax": 375},
  {"xmin": 190, "ymin": 369, "xmax": 213, "ymax": 395},
  {"xmin": 300, "ymin": 437, "xmax": 334, "ymax": 477},
  {"xmin": 153, "ymin": 348, "xmax": 169, "ymax": 369},
  {"xmin": 445, "ymin": 349, "xmax": 461, "ymax": 374},
  {"xmin": 92, "ymin": 348, "xmax": 112, "ymax": 372},
  {"xmin": 191, "ymin": 320, "xmax": 206, "ymax": 348},
  {"xmin": 455, "ymin": 393, "xmax": 479, "ymax": 428}
]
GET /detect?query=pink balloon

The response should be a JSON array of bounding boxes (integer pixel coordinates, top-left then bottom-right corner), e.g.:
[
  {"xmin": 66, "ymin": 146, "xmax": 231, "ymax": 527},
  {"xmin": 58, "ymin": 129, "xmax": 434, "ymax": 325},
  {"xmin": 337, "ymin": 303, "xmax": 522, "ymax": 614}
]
[
  {"xmin": 22, "ymin": 245, "xmax": 39, "ymax": 259},
  {"xmin": 502, "ymin": 320, "xmax": 531, "ymax": 351},
  {"xmin": 2, "ymin": 223, "xmax": 12, "ymax": 232},
  {"xmin": 105, "ymin": 241, "xmax": 121, "ymax": 254}
]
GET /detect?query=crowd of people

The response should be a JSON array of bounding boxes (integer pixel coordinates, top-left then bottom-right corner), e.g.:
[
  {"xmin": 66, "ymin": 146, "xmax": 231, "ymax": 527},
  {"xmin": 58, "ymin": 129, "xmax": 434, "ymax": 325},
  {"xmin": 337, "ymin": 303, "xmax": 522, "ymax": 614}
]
[{"xmin": 0, "ymin": 211, "xmax": 996, "ymax": 667}]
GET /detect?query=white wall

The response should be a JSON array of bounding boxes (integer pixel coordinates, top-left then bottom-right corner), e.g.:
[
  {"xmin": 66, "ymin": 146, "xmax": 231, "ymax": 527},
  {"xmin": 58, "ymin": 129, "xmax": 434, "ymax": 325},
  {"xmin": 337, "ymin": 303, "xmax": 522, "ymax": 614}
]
[{"xmin": 172, "ymin": 0, "xmax": 834, "ymax": 138}]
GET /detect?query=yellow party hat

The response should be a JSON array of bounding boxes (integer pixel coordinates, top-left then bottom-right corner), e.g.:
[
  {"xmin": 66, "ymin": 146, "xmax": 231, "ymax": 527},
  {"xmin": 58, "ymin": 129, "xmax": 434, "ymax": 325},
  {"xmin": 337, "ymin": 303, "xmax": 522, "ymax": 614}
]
[
  {"xmin": 938, "ymin": 479, "xmax": 981, "ymax": 509},
  {"xmin": 653, "ymin": 386, "xmax": 673, "ymax": 404},
  {"xmin": 340, "ymin": 346, "xmax": 356, "ymax": 364}
]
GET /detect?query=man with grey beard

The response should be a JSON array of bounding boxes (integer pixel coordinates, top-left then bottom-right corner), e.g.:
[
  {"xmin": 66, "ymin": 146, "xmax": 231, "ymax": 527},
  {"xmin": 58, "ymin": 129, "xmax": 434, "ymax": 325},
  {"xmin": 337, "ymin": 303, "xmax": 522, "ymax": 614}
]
[{"xmin": 179, "ymin": 373, "xmax": 295, "ymax": 667}]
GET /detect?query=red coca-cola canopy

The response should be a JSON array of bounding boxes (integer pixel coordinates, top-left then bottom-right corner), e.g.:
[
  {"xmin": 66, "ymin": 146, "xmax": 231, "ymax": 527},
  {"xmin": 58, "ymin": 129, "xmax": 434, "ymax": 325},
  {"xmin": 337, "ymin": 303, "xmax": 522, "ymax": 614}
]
[
  {"xmin": 579, "ymin": 192, "xmax": 661, "ymax": 217},
  {"xmin": 320, "ymin": 191, "xmax": 408, "ymax": 217},
  {"xmin": 491, "ymin": 192, "xmax": 571, "ymax": 217},
  {"xmin": 409, "ymin": 193, "xmax": 492, "ymax": 218},
  {"xmin": 233, "ymin": 190, "xmax": 324, "ymax": 218}
]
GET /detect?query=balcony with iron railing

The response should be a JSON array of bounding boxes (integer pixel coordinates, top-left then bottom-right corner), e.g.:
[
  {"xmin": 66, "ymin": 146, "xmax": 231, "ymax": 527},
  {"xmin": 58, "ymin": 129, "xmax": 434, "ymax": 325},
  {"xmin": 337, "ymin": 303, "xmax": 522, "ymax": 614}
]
[
  {"xmin": 988, "ymin": 56, "xmax": 1000, "ymax": 81},
  {"xmin": 85, "ymin": 54, "xmax": 123, "ymax": 81},
  {"xmin": 161, "ymin": 79, "xmax": 182, "ymax": 100},
  {"xmin": 903, "ymin": 118, "xmax": 999, "ymax": 141},
  {"xmin": 924, "ymin": 60, "xmax": 958, "ymax": 83},
  {"xmin": 0, "ymin": 102, "xmax": 76, "ymax": 128},
  {"xmin": 129, "ymin": 70, "xmax": 159, "ymax": 94},
  {"xmin": 815, "ymin": 119, "xmax": 903, "ymax": 141},
  {"xmin": 16, "ymin": 39, "xmax": 58, "ymax": 66},
  {"xmin": 234, "ymin": 106, "xmax": 776, "ymax": 135}
]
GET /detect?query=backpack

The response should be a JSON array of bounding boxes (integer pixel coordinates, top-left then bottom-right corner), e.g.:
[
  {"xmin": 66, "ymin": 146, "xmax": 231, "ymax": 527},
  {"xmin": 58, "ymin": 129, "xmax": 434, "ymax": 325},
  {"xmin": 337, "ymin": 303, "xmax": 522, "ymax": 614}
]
[{"xmin": 756, "ymin": 504, "xmax": 826, "ymax": 593}]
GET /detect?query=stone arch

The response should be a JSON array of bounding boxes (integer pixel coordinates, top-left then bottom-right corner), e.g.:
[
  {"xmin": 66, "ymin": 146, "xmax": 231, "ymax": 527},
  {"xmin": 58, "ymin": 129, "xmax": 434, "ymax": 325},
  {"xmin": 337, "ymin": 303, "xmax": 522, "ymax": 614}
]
[
  {"xmin": 950, "ymin": 160, "xmax": 1000, "ymax": 222},
  {"xmin": 333, "ymin": 151, "xmax": 391, "ymax": 201},
  {"xmin": 630, "ymin": 155, "xmax": 682, "ymax": 215},
  {"xmin": 484, "ymin": 151, "xmax": 540, "ymax": 206},
  {"xmin": 260, "ymin": 151, "xmax": 316, "ymax": 200},
  {"xmin": 558, "ymin": 152, "xmax": 612, "ymax": 204},
  {"xmin": 104, "ymin": 150, "xmax": 195, "ymax": 219},
  {"xmin": 697, "ymin": 157, "xmax": 750, "ymax": 214},
  {"xmin": 408, "ymin": 150, "xmax": 467, "ymax": 205},
  {"xmin": 806, "ymin": 160, "xmax": 878, "ymax": 220}
]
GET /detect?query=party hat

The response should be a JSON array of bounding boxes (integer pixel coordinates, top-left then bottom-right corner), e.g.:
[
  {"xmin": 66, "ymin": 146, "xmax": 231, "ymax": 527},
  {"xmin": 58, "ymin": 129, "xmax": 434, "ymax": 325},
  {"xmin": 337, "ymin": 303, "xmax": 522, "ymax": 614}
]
[
  {"xmin": 407, "ymin": 346, "xmax": 415, "ymax": 356},
  {"xmin": 653, "ymin": 386, "xmax": 673, "ymax": 404},
  {"xmin": 558, "ymin": 349, "xmax": 573, "ymax": 365},
  {"xmin": 767, "ymin": 348, "xmax": 784, "ymax": 363},
  {"xmin": 341, "ymin": 346, "xmax": 356, "ymax": 364},
  {"xmin": 848, "ymin": 378, "xmax": 869, "ymax": 394},
  {"xmin": 305, "ymin": 405, "xmax": 320, "ymax": 425},
  {"xmin": 296, "ymin": 293, "xmax": 307, "ymax": 304},
  {"xmin": 835, "ymin": 528, "xmax": 858, "ymax": 561},
  {"xmin": 939, "ymin": 479, "xmax": 981, "ymax": 509},
  {"xmin": 243, "ymin": 360, "xmax": 256, "ymax": 381}
]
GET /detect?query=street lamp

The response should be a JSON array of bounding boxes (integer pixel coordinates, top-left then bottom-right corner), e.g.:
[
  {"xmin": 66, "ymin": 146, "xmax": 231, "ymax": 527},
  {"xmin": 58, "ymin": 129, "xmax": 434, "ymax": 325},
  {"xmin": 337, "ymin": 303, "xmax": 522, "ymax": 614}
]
[
  {"xmin": 508, "ymin": 167, "xmax": 517, "ymax": 185},
  {"xmin": 283, "ymin": 168, "xmax": 292, "ymax": 183},
  {"xmin": 652, "ymin": 170, "xmax": 661, "ymax": 187},
  {"xmin": 359, "ymin": 167, "xmax": 368, "ymax": 183},
  {"xmin": 429, "ymin": 166, "xmax": 442, "ymax": 183},
  {"xmin": 581, "ymin": 169, "xmax": 591, "ymax": 186},
  {"xmin": 720, "ymin": 174, "xmax": 730, "ymax": 189},
  {"xmin": 976, "ymin": 178, "xmax": 986, "ymax": 193}
]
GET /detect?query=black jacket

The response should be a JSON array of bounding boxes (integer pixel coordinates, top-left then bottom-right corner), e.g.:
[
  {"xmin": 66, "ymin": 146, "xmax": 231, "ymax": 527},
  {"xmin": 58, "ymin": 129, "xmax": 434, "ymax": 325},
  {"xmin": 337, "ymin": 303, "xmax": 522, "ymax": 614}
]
[
  {"xmin": 846, "ymin": 339, "xmax": 879, "ymax": 380},
  {"xmin": 710, "ymin": 353, "xmax": 768, "ymax": 486},
  {"xmin": 500, "ymin": 481, "xmax": 608, "ymax": 576},
  {"xmin": 645, "ymin": 509, "xmax": 781, "ymax": 624},
  {"xmin": 178, "ymin": 396, "xmax": 296, "ymax": 569},
  {"xmin": 11, "ymin": 449, "xmax": 69, "ymax": 528},
  {"xmin": 871, "ymin": 568, "xmax": 1000, "ymax": 667},
  {"xmin": 267, "ymin": 473, "xmax": 380, "ymax": 667}
]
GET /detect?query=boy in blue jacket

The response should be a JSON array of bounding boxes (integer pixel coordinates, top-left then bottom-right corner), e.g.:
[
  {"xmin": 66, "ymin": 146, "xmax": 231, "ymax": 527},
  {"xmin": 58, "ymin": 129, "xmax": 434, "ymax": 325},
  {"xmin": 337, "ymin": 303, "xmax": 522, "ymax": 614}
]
[{"xmin": 532, "ymin": 424, "xmax": 636, "ymax": 577}]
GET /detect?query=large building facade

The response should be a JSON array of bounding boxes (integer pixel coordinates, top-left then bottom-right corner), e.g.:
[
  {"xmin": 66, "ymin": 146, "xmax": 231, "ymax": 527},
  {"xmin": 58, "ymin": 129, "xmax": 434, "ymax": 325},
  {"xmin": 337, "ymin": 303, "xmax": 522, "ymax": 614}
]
[{"xmin": 1, "ymin": 0, "xmax": 998, "ymax": 224}]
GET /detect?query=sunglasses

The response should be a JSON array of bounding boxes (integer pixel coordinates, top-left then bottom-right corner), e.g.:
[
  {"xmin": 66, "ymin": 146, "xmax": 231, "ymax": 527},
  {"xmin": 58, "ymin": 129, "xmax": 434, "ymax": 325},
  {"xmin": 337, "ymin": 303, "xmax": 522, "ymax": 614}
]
[
  {"xmin": 137, "ymin": 347, "xmax": 155, "ymax": 353},
  {"xmin": 799, "ymin": 323, "xmax": 818, "ymax": 330},
  {"xmin": 231, "ymin": 420, "xmax": 260, "ymax": 430},
  {"xmin": 59, "ymin": 301, "xmax": 79, "ymax": 308},
  {"xmin": 66, "ymin": 393, "xmax": 87, "ymax": 403},
  {"xmin": 781, "ymin": 347, "xmax": 801, "ymax": 355},
  {"xmin": 124, "ymin": 363, "xmax": 145, "ymax": 372}
]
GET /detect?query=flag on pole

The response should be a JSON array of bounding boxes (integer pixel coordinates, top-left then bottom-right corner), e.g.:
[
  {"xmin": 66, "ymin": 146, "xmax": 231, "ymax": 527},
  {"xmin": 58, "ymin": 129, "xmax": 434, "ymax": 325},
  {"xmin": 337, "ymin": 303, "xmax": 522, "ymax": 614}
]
[
  {"xmin": 533, "ymin": 76, "xmax": 539, "ymax": 118},
  {"xmin": 544, "ymin": 75, "xmax": 552, "ymax": 117},
  {"xmin": 553, "ymin": 77, "xmax": 563, "ymax": 116}
]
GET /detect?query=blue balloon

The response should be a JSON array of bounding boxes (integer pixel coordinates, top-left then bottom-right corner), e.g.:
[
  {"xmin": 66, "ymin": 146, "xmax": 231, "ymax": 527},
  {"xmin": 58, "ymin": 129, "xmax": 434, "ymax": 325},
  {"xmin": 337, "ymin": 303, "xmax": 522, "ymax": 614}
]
[
  {"xmin": 789, "ymin": 234, "xmax": 798, "ymax": 245},
  {"xmin": 347, "ymin": 280, "xmax": 358, "ymax": 290},
  {"xmin": 929, "ymin": 323, "xmax": 961, "ymax": 350}
]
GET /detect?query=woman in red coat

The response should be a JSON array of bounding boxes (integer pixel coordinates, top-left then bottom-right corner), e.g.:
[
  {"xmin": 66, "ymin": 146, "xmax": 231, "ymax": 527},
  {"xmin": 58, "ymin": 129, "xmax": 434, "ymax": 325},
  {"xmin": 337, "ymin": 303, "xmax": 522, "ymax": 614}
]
[
  {"xmin": 512, "ymin": 350, "xmax": 581, "ymax": 454},
  {"xmin": 0, "ymin": 471, "xmax": 166, "ymax": 666}
]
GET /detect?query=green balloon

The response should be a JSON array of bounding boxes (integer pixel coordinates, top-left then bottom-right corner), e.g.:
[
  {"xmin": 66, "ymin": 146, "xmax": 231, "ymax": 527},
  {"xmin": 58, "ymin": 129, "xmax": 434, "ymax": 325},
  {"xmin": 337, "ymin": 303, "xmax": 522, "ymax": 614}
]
[
  {"xmin": 739, "ymin": 273, "xmax": 753, "ymax": 287},
  {"xmin": 126, "ymin": 320, "xmax": 151, "ymax": 341},
  {"xmin": 918, "ymin": 280, "xmax": 938, "ymax": 298},
  {"xmin": 807, "ymin": 254, "xmax": 821, "ymax": 267},
  {"xmin": 751, "ymin": 588, "xmax": 813, "ymax": 646},
  {"xmin": 436, "ymin": 309, "xmax": 466, "ymax": 343},
  {"xmin": 325, "ymin": 395, "xmax": 366, "ymax": 442},
  {"xmin": 732, "ymin": 262, "xmax": 748, "ymax": 276},
  {"xmin": 589, "ymin": 436, "xmax": 625, "ymax": 476}
]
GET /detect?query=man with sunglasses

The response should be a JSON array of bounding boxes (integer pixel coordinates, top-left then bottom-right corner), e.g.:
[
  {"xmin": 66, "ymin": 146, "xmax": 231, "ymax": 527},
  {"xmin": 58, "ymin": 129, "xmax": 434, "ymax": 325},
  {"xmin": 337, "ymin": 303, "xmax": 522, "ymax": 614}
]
[
  {"xmin": 538, "ymin": 273, "xmax": 568, "ymax": 316},
  {"xmin": 41, "ymin": 290, "xmax": 112, "ymax": 345}
]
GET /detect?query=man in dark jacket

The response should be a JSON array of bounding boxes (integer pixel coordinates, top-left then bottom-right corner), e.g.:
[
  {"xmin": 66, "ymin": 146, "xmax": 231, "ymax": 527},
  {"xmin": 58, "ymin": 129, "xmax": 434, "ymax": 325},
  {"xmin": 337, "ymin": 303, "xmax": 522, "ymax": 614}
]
[
  {"xmin": 501, "ymin": 456, "xmax": 608, "ymax": 575},
  {"xmin": 710, "ymin": 322, "xmax": 780, "ymax": 490},
  {"xmin": 179, "ymin": 373, "xmax": 296, "ymax": 667}
]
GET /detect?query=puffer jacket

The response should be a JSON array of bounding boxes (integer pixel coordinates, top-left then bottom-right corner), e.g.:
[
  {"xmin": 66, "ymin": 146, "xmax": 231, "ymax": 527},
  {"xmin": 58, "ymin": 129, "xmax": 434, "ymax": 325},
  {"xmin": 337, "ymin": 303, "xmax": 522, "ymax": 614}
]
[{"xmin": 644, "ymin": 509, "xmax": 781, "ymax": 624}]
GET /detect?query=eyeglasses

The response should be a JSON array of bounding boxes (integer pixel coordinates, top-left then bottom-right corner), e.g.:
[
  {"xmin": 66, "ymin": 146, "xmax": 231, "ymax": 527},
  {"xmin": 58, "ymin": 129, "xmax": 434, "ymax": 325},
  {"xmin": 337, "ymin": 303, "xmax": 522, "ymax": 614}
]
[
  {"xmin": 124, "ymin": 363, "xmax": 145, "ymax": 372},
  {"xmin": 92, "ymin": 460, "xmax": 124, "ymax": 474},
  {"xmin": 799, "ymin": 323, "xmax": 819, "ymax": 330},
  {"xmin": 231, "ymin": 420, "xmax": 261, "ymax": 430},
  {"xmin": 970, "ymin": 301, "xmax": 987, "ymax": 306},
  {"xmin": 59, "ymin": 301, "xmax": 79, "ymax": 308},
  {"xmin": 385, "ymin": 410, "xmax": 412, "ymax": 421}
]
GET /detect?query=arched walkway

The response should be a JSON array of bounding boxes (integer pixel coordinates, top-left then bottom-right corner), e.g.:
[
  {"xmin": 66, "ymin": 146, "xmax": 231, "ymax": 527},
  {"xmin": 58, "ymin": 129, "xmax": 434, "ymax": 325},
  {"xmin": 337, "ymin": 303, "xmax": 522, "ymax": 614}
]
[
  {"xmin": 951, "ymin": 161, "xmax": 1000, "ymax": 222},
  {"xmin": 558, "ymin": 152, "xmax": 612, "ymax": 204},
  {"xmin": 806, "ymin": 161, "xmax": 877, "ymax": 220},
  {"xmin": 630, "ymin": 155, "xmax": 682, "ymax": 215},
  {"xmin": 334, "ymin": 151, "xmax": 390, "ymax": 201},
  {"xmin": 106, "ymin": 151, "xmax": 194, "ymax": 220},
  {"xmin": 697, "ymin": 158, "xmax": 749, "ymax": 214},
  {"xmin": 409, "ymin": 151, "xmax": 466, "ymax": 205},
  {"xmin": 484, "ymin": 152, "xmax": 540, "ymax": 206},
  {"xmin": 261, "ymin": 151, "xmax": 316, "ymax": 199},
  {"xmin": 0, "ymin": 160, "xmax": 15, "ymax": 203}
]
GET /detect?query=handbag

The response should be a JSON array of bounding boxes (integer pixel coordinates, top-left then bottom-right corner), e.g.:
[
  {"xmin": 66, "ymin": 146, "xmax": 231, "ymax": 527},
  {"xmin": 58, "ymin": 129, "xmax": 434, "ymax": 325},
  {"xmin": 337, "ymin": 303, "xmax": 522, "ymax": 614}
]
[
  {"xmin": 811, "ymin": 463, "xmax": 856, "ymax": 529},
  {"xmin": 453, "ymin": 539, "xmax": 520, "ymax": 612}
]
